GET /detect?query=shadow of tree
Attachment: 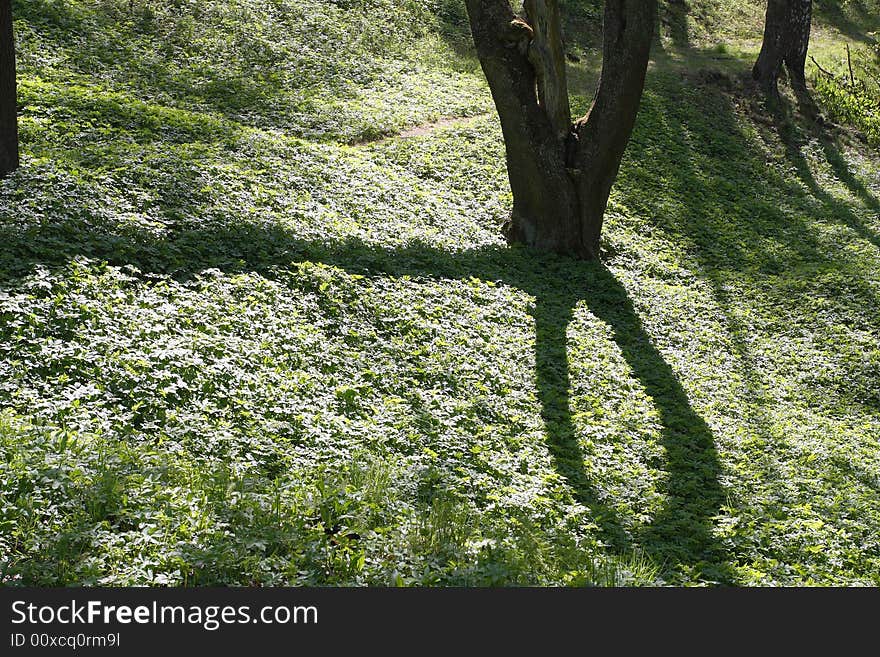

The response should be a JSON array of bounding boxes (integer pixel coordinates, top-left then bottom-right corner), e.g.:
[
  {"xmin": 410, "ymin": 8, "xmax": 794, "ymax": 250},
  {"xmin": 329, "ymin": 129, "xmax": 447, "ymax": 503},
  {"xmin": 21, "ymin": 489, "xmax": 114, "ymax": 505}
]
[
  {"xmin": 661, "ymin": 0, "xmax": 691, "ymax": 48},
  {"xmin": 615, "ymin": 61, "xmax": 880, "ymax": 571},
  {"xmin": 622, "ymin": 62, "xmax": 880, "ymax": 293},
  {"xmin": 814, "ymin": 0, "xmax": 880, "ymax": 44},
  {"xmin": 0, "ymin": 199, "xmax": 733, "ymax": 581},
  {"xmin": 7, "ymin": 48, "xmax": 880, "ymax": 585},
  {"xmin": 8, "ymin": 0, "xmax": 880, "ymax": 589},
  {"xmin": 780, "ymin": 125, "xmax": 880, "ymax": 252}
]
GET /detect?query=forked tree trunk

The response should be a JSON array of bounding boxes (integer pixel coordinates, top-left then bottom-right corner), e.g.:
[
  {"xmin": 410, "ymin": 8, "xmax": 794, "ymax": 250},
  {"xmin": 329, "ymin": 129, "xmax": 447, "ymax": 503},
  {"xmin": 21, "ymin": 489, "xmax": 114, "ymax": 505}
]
[
  {"xmin": 0, "ymin": 0, "xmax": 17, "ymax": 177},
  {"xmin": 753, "ymin": 0, "xmax": 812, "ymax": 98},
  {"xmin": 465, "ymin": 0, "xmax": 655, "ymax": 259}
]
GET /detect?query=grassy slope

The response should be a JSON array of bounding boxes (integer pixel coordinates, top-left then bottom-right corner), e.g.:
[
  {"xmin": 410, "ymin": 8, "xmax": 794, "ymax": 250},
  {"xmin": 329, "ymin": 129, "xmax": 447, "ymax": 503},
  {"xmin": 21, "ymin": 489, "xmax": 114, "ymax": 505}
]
[{"xmin": 1, "ymin": 0, "xmax": 878, "ymax": 586}]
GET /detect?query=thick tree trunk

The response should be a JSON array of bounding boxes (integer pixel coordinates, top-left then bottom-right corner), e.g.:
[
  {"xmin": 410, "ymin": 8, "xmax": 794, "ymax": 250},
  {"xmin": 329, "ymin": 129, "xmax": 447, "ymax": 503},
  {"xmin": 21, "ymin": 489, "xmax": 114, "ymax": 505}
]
[
  {"xmin": 465, "ymin": 0, "xmax": 582, "ymax": 255},
  {"xmin": 753, "ymin": 0, "xmax": 812, "ymax": 98},
  {"xmin": 0, "ymin": 0, "xmax": 17, "ymax": 177},
  {"xmin": 785, "ymin": 0, "xmax": 812, "ymax": 92},
  {"xmin": 465, "ymin": 0, "xmax": 655, "ymax": 259},
  {"xmin": 753, "ymin": 0, "xmax": 787, "ymax": 95}
]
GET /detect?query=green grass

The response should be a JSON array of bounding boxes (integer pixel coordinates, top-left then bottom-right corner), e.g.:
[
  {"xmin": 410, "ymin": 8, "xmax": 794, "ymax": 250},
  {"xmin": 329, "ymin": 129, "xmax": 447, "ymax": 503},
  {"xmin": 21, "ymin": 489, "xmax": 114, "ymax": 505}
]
[
  {"xmin": 14, "ymin": 0, "xmax": 490, "ymax": 142},
  {"xmin": 656, "ymin": 0, "xmax": 880, "ymax": 48},
  {"xmin": 1, "ymin": 0, "xmax": 880, "ymax": 586}
]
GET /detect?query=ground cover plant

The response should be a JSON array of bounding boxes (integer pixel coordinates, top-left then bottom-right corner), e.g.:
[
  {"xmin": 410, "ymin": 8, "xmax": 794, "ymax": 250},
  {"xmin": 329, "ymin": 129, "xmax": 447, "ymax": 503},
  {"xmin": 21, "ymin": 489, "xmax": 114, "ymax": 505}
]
[{"xmin": 1, "ymin": 0, "xmax": 879, "ymax": 586}]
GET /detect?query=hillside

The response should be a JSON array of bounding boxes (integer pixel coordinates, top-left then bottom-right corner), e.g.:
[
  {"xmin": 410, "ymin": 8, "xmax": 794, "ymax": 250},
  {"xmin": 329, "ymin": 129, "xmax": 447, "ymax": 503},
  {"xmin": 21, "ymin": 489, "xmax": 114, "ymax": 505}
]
[{"xmin": 1, "ymin": 0, "xmax": 879, "ymax": 586}]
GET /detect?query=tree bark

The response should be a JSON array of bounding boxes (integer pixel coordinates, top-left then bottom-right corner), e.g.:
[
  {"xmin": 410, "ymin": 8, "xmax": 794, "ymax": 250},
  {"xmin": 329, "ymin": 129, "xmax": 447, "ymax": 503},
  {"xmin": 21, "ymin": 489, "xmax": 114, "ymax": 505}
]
[
  {"xmin": 0, "ymin": 0, "xmax": 17, "ymax": 177},
  {"xmin": 785, "ymin": 0, "xmax": 812, "ymax": 92},
  {"xmin": 524, "ymin": 0, "xmax": 571, "ymax": 141},
  {"xmin": 573, "ymin": 0, "xmax": 656, "ymax": 255},
  {"xmin": 465, "ymin": 0, "xmax": 582, "ymax": 255},
  {"xmin": 753, "ymin": 0, "xmax": 812, "ymax": 98},
  {"xmin": 465, "ymin": 0, "xmax": 655, "ymax": 259}
]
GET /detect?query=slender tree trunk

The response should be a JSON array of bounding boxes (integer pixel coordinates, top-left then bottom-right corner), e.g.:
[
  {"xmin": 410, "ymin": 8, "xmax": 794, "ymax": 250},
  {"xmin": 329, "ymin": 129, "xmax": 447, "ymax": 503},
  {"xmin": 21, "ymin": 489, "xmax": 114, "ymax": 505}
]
[
  {"xmin": 465, "ymin": 0, "xmax": 655, "ymax": 259},
  {"xmin": 0, "ymin": 0, "xmax": 17, "ymax": 177},
  {"xmin": 753, "ymin": 0, "xmax": 812, "ymax": 98}
]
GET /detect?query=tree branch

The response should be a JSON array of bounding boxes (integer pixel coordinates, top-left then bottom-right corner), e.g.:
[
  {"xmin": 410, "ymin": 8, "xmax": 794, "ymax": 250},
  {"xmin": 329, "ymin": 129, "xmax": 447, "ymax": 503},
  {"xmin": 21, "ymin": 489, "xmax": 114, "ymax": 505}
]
[
  {"xmin": 574, "ymin": 0, "xmax": 656, "ymax": 253},
  {"xmin": 846, "ymin": 42, "xmax": 855, "ymax": 86},
  {"xmin": 809, "ymin": 55, "xmax": 834, "ymax": 78}
]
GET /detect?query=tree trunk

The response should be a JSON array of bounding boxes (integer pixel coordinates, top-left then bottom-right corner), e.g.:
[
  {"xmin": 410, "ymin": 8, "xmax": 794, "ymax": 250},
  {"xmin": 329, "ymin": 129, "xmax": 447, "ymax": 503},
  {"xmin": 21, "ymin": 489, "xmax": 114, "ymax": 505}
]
[
  {"xmin": 573, "ymin": 0, "xmax": 656, "ymax": 255},
  {"xmin": 753, "ymin": 0, "xmax": 812, "ymax": 98},
  {"xmin": 785, "ymin": 0, "xmax": 812, "ymax": 92},
  {"xmin": 524, "ymin": 0, "xmax": 571, "ymax": 141},
  {"xmin": 465, "ymin": 0, "xmax": 655, "ymax": 259},
  {"xmin": 0, "ymin": 0, "xmax": 17, "ymax": 177}
]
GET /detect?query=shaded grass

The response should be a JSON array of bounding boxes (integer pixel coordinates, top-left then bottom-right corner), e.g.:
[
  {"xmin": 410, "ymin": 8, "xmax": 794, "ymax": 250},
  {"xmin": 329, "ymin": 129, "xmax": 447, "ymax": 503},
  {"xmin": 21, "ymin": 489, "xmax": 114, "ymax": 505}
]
[
  {"xmin": 14, "ymin": 0, "xmax": 491, "ymax": 142},
  {"xmin": 613, "ymin": 63, "xmax": 880, "ymax": 583},
  {"xmin": 2, "ymin": 1, "xmax": 880, "ymax": 586}
]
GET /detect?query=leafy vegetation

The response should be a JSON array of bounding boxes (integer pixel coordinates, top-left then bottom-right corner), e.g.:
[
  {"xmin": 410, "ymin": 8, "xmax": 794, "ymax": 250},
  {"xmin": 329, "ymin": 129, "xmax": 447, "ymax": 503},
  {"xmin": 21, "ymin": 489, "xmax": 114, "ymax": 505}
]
[
  {"xmin": 15, "ymin": 0, "xmax": 490, "ymax": 142},
  {"xmin": 812, "ymin": 44, "xmax": 880, "ymax": 146},
  {"xmin": 1, "ymin": 0, "xmax": 879, "ymax": 586}
]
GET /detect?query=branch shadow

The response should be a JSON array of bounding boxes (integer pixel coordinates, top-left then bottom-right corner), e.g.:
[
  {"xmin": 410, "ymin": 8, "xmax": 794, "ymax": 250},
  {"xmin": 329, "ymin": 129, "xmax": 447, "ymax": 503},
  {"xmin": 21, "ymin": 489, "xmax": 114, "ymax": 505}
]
[
  {"xmin": 574, "ymin": 265, "xmax": 729, "ymax": 579},
  {"xmin": 531, "ymin": 287, "xmax": 634, "ymax": 554}
]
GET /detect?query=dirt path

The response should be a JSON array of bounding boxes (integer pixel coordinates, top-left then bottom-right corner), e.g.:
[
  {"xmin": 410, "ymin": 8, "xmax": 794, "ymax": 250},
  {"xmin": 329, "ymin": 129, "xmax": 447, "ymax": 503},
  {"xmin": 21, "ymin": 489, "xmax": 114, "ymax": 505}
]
[{"xmin": 357, "ymin": 113, "xmax": 491, "ymax": 146}]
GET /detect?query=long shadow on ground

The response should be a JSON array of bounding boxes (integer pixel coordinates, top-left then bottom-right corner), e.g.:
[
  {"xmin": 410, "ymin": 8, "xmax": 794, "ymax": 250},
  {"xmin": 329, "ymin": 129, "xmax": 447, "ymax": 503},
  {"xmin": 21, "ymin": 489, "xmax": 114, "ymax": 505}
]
[{"xmin": 0, "ymin": 213, "xmax": 734, "ymax": 582}]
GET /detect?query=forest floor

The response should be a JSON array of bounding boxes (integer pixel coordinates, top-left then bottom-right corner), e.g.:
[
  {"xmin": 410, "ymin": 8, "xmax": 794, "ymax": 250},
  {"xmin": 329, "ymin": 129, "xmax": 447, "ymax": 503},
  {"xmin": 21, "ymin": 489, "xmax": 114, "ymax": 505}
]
[{"xmin": 1, "ymin": 1, "xmax": 879, "ymax": 586}]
